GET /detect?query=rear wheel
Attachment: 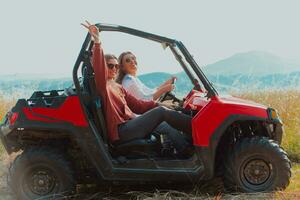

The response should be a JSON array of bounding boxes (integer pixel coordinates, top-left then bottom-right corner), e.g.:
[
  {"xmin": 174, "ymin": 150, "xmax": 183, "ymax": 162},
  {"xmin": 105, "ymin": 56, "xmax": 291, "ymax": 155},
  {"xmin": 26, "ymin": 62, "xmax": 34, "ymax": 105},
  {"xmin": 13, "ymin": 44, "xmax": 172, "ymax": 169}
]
[
  {"xmin": 8, "ymin": 147, "xmax": 76, "ymax": 200},
  {"xmin": 223, "ymin": 137, "xmax": 291, "ymax": 192}
]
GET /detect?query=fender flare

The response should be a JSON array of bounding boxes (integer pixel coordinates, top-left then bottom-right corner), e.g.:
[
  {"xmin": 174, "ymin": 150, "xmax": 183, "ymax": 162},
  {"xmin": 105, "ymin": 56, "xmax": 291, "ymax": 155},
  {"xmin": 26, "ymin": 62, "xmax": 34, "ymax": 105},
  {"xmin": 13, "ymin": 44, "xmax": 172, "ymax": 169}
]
[{"xmin": 196, "ymin": 114, "xmax": 267, "ymax": 179}]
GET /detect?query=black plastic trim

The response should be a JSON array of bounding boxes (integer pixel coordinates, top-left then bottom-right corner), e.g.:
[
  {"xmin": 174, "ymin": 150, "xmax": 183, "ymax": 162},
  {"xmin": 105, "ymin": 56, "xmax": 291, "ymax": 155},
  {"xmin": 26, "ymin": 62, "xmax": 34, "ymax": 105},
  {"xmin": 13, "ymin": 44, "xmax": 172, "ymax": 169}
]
[{"xmin": 202, "ymin": 114, "xmax": 278, "ymax": 177}]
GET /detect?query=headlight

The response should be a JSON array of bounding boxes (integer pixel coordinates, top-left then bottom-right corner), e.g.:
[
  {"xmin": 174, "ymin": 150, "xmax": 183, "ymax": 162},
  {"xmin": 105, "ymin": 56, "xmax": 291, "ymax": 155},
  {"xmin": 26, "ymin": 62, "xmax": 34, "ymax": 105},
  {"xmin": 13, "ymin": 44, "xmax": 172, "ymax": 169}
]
[
  {"xmin": 267, "ymin": 108, "xmax": 281, "ymax": 123},
  {"xmin": 271, "ymin": 109, "xmax": 278, "ymax": 119}
]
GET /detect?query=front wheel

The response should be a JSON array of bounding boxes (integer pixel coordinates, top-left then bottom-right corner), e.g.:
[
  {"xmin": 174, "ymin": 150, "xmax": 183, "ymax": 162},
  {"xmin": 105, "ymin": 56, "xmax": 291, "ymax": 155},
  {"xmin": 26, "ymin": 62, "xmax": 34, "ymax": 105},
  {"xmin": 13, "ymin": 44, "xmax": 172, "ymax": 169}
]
[
  {"xmin": 223, "ymin": 137, "xmax": 291, "ymax": 192},
  {"xmin": 8, "ymin": 147, "xmax": 76, "ymax": 200}
]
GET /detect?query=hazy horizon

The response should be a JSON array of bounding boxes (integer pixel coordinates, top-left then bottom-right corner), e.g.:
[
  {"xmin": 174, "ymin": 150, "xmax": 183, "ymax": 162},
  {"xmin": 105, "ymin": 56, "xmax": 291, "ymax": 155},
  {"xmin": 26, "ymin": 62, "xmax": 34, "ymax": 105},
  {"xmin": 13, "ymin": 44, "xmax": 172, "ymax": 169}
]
[
  {"xmin": 0, "ymin": 50, "xmax": 299, "ymax": 79},
  {"xmin": 1, "ymin": 0, "xmax": 300, "ymax": 77}
]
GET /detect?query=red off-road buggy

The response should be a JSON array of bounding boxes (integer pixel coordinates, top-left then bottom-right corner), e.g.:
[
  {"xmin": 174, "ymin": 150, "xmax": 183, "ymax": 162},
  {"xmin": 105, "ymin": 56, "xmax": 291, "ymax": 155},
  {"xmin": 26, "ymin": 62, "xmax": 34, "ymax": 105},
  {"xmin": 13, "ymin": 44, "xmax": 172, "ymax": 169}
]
[{"xmin": 0, "ymin": 23, "xmax": 291, "ymax": 200}]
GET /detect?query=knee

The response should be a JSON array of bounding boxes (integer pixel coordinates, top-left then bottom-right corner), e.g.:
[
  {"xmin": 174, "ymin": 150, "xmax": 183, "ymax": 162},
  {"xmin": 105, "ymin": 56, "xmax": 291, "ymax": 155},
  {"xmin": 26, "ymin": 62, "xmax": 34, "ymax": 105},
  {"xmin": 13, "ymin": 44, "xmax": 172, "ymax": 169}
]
[
  {"xmin": 156, "ymin": 106, "xmax": 168, "ymax": 113},
  {"xmin": 156, "ymin": 106, "xmax": 169, "ymax": 118}
]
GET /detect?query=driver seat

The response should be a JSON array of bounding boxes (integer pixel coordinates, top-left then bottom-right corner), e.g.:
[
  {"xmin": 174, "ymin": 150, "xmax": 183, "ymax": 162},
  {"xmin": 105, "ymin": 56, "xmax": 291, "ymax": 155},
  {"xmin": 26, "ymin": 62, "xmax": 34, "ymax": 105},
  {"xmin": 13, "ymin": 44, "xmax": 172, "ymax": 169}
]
[{"xmin": 81, "ymin": 54, "xmax": 160, "ymax": 158}]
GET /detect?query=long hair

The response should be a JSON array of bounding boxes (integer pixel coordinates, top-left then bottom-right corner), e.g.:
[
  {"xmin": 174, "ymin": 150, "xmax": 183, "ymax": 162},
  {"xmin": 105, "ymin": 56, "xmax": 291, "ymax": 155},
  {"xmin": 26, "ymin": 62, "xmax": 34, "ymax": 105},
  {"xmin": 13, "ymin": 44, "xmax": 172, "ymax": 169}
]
[{"xmin": 115, "ymin": 51, "xmax": 135, "ymax": 84}]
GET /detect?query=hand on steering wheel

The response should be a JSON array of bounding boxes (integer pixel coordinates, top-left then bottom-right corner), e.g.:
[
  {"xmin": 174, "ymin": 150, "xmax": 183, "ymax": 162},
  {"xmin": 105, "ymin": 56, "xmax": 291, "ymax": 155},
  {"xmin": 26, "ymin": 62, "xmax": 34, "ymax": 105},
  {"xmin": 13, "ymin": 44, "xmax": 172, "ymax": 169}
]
[
  {"xmin": 158, "ymin": 78, "xmax": 177, "ymax": 102},
  {"xmin": 158, "ymin": 91, "xmax": 177, "ymax": 102},
  {"xmin": 164, "ymin": 76, "xmax": 177, "ymax": 85}
]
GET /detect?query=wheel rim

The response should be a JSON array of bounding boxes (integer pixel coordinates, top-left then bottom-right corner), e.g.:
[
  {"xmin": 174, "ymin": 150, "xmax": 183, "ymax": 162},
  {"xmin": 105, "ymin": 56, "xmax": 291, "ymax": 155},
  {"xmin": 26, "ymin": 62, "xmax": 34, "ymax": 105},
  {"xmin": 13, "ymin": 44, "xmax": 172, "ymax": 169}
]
[
  {"xmin": 242, "ymin": 159, "xmax": 272, "ymax": 186},
  {"xmin": 24, "ymin": 168, "xmax": 57, "ymax": 196}
]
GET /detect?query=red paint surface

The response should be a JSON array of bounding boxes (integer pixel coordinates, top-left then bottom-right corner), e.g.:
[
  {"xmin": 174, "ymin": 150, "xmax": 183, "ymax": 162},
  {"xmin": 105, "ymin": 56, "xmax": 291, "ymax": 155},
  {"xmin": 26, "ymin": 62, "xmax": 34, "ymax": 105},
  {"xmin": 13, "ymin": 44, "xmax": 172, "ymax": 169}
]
[
  {"xmin": 184, "ymin": 92, "xmax": 268, "ymax": 147},
  {"xmin": 23, "ymin": 96, "xmax": 88, "ymax": 126}
]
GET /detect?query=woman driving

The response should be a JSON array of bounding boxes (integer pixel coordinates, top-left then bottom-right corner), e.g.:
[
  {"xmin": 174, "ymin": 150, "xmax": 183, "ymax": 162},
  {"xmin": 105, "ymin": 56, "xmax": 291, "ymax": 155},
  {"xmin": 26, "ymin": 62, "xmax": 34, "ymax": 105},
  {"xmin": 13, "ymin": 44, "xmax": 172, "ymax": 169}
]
[{"xmin": 116, "ymin": 51, "xmax": 176, "ymax": 101}]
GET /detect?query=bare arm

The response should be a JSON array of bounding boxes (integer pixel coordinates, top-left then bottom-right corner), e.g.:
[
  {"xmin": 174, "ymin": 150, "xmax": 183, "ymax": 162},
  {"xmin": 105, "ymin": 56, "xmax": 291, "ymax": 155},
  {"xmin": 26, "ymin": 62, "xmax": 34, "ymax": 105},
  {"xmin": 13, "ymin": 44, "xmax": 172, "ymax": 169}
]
[{"xmin": 152, "ymin": 84, "xmax": 175, "ymax": 101}]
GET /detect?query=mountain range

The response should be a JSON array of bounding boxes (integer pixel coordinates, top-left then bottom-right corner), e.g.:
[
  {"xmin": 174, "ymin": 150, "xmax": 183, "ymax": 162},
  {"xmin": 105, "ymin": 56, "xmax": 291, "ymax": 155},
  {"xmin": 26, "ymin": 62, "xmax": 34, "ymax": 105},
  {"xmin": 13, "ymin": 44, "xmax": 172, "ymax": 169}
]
[
  {"xmin": 203, "ymin": 51, "xmax": 300, "ymax": 76},
  {"xmin": 140, "ymin": 51, "xmax": 300, "ymax": 94},
  {"xmin": 1, "ymin": 51, "xmax": 299, "ymax": 98}
]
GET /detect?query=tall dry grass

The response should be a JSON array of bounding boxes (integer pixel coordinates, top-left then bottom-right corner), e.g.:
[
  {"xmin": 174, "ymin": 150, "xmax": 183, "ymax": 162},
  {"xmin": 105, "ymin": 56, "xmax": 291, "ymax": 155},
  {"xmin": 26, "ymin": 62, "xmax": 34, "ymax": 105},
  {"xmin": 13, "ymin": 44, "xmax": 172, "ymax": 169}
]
[
  {"xmin": 0, "ymin": 96, "xmax": 15, "ymax": 154},
  {"xmin": 0, "ymin": 96, "xmax": 15, "ymax": 119},
  {"xmin": 0, "ymin": 97, "xmax": 11, "ymax": 121}
]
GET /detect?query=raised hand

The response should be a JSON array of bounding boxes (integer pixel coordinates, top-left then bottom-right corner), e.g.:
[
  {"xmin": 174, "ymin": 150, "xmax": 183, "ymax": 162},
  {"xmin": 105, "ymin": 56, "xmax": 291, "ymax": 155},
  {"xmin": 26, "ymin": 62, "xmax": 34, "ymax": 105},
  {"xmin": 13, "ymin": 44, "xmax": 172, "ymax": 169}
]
[
  {"xmin": 165, "ymin": 76, "xmax": 177, "ymax": 85},
  {"xmin": 162, "ymin": 83, "xmax": 175, "ymax": 93},
  {"xmin": 81, "ymin": 20, "xmax": 100, "ymax": 43}
]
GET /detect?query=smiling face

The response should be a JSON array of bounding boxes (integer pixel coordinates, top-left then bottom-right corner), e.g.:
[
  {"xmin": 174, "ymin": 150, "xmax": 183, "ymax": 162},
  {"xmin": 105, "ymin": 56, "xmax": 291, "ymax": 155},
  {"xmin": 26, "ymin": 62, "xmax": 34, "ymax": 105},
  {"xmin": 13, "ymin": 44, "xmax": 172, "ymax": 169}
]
[
  {"xmin": 122, "ymin": 53, "xmax": 137, "ymax": 76},
  {"xmin": 106, "ymin": 58, "xmax": 119, "ymax": 80}
]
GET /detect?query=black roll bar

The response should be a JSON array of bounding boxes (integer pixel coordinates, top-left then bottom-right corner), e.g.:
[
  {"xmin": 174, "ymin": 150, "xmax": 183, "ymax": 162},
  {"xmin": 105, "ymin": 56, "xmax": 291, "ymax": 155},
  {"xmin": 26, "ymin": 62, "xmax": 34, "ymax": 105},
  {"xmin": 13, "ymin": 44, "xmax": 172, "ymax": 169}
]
[
  {"xmin": 96, "ymin": 23, "xmax": 177, "ymax": 44},
  {"xmin": 176, "ymin": 41, "xmax": 218, "ymax": 97}
]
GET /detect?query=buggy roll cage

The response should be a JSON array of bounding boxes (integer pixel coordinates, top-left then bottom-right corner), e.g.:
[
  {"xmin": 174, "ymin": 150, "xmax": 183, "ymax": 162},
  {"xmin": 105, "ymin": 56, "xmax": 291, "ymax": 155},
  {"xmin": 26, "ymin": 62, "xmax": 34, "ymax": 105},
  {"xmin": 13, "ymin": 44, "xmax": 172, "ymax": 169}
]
[{"xmin": 73, "ymin": 23, "xmax": 218, "ymax": 100}]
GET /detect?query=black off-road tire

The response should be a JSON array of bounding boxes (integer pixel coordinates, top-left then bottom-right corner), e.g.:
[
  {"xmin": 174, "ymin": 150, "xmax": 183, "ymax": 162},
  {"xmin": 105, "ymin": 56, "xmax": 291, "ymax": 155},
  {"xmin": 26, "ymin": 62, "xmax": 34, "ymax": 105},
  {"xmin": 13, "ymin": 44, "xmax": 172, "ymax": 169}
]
[
  {"xmin": 8, "ymin": 147, "xmax": 76, "ymax": 200},
  {"xmin": 223, "ymin": 137, "xmax": 291, "ymax": 192}
]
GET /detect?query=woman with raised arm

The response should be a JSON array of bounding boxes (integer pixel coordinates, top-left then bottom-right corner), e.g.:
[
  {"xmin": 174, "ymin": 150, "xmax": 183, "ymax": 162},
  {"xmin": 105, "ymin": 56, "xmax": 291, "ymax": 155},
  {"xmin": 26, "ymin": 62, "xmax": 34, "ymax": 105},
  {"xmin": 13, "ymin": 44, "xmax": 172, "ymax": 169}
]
[
  {"xmin": 116, "ymin": 51, "xmax": 176, "ymax": 101},
  {"xmin": 81, "ymin": 21, "xmax": 192, "ymax": 156}
]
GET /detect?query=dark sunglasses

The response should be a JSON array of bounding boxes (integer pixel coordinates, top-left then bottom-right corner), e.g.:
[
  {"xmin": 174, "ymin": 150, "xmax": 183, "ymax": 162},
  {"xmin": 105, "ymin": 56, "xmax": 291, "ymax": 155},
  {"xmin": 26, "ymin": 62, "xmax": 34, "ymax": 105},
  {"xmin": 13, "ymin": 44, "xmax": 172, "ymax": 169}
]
[
  {"xmin": 107, "ymin": 63, "xmax": 119, "ymax": 69},
  {"xmin": 125, "ymin": 56, "xmax": 137, "ymax": 63}
]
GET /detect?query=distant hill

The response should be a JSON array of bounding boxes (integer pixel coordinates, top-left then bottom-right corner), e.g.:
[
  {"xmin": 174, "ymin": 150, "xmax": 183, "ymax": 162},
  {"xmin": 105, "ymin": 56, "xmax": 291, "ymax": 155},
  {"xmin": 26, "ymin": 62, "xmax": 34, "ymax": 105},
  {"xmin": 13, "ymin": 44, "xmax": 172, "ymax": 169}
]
[
  {"xmin": 0, "ymin": 77, "xmax": 72, "ymax": 98},
  {"xmin": 203, "ymin": 51, "xmax": 300, "ymax": 76},
  {"xmin": 0, "ymin": 73, "xmax": 70, "ymax": 81},
  {"xmin": 1, "ymin": 51, "xmax": 300, "ymax": 98},
  {"xmin": 138, "ymin": 72, "xmax": 171, "ymax": 87},
  {"xmin": 140, "ymin": 71, "xmax": 300, "ymax": 95}
]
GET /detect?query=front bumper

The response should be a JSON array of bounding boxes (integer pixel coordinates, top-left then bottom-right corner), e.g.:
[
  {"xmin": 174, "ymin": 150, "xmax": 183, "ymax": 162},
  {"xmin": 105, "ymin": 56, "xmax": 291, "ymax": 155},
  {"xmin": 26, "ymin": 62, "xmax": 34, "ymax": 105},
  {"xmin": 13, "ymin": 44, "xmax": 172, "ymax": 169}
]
[
  {"xmin": 266, "ymin": 108, "xmax": 284, "ymax": 144},
  {"xmin": 266, "ymin": 120, "xmax": 284, "ymax": 144},
  {"xmin": 273, "ymin": 122, "xmax": 284, "ymax": 144}
]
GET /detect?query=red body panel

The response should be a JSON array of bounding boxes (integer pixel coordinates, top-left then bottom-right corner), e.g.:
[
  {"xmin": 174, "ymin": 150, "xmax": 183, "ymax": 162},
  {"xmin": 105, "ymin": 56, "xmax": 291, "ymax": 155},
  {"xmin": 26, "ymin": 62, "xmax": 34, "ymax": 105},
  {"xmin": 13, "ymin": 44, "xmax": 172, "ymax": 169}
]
[
  {"xmin": 185, "ymin": 92, "xmax": 268, "ymax": 147},
  {"xmin": 23, "ymin": 96, "xmax": 88, "ymax": 126},
  {"xmin": 22, "ymin": 91, "xmax": 268, "ymax": 146}
]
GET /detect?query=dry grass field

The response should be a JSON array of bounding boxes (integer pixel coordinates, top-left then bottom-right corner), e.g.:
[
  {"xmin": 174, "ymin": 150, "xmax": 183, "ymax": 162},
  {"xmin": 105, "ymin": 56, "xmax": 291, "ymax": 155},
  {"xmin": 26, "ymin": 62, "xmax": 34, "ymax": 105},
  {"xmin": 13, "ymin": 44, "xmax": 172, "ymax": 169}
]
[{"xmin": 0, "ymin": 91, "xmax": 299, "ymax": 199}]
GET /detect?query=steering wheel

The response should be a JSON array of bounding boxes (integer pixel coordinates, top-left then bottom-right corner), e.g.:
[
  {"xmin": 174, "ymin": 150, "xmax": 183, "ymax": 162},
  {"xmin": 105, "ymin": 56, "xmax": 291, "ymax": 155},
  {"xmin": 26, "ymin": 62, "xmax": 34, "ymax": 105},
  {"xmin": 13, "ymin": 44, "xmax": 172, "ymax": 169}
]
[
  {"xmin": 158, "ymin": 78, "xmax": 181, "ymax": 103},
  {"xmin": 158, "ymin": 91, "xmax": 175, "ymax": 102}
]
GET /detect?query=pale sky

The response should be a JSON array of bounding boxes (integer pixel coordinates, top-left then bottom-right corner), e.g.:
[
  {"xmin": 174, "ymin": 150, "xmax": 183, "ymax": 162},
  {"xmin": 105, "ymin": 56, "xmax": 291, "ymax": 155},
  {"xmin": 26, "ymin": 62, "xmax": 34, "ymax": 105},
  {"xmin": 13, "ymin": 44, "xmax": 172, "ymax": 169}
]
[{"xmin": 0, "ymin": 0, "xmax": 299, "ymax": 77}]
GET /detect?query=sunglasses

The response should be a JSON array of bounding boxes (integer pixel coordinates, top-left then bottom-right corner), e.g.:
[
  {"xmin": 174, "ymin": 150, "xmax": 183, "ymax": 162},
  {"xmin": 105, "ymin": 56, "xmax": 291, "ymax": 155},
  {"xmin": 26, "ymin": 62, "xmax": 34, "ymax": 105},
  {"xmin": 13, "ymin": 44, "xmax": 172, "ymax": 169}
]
[
  {"xmin": 125, "ymin": 56, "xmax": 137, "ymax": 63},
  {"xmin": 107, "ymin": 63, "xmax": 119, "ymax": 69}
]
